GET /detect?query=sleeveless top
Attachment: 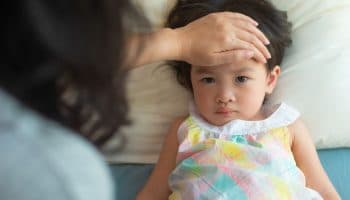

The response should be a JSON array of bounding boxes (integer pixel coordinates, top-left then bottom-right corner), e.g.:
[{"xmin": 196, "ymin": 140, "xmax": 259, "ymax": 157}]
[{"xmin": 168, "ymin": 103, "xmax": 322, "ymax": 200}]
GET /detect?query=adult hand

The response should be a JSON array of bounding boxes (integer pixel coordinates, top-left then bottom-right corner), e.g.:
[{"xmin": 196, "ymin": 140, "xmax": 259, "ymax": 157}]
[{"xmin": 174, "ymin": 12, "xmax": 271, "ymax": 66}]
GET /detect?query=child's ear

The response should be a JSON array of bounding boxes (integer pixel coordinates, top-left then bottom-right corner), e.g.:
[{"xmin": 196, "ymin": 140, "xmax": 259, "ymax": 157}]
[{"xmin": 266, "ymin": 65, "xmax": 280, "ymax": 94}]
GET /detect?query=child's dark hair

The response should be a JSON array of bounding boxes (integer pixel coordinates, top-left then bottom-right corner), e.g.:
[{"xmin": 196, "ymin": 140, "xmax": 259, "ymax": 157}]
[{"xmin": 166, "ymin": 0, "xmax": 292, "ymax": 91}]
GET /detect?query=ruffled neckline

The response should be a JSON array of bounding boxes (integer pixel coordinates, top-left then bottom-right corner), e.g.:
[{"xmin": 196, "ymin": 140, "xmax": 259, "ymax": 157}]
[{"xmin": 189, "ymin": 102, "xmax": 299, "ymax": 136}]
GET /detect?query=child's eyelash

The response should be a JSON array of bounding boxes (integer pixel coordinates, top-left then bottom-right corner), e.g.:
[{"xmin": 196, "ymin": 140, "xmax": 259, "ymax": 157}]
[
  {"xmin": 200, "ymin": 77, "xmax": 215, "ymax": 83},
  {"xmin": 235, "ymin": 76, "xmax": 249, "ymax": 83}
]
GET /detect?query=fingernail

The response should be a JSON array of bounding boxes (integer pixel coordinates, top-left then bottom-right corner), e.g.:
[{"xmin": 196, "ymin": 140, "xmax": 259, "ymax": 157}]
[{"xmin": 265, "ymin": 40, "xmax": 270, "ymax": 45}]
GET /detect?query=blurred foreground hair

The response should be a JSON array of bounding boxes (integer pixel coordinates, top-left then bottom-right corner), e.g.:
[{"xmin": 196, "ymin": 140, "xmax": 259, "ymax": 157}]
[{"xmin": 1, "ymin": 0, "xmax": 148, "ymax": 147}]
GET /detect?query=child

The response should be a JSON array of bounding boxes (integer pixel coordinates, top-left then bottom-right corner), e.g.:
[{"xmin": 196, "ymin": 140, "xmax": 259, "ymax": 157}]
[{"xmin": 137, "ymin": 0, "xmax": 340, "ymax": 199}]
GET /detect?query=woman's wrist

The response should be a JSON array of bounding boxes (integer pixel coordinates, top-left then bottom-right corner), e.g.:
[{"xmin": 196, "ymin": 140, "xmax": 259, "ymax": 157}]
[
  {"xmin": 125, "ymin": 28, "xmax": 184, "ymax": 69},
  {"xmin": 157, "ymin": 27, "xmax": 183, "ymax": 61},
  {"xmin": 170, "ymin": 26, "xmax": 194, "ymax": 63}
]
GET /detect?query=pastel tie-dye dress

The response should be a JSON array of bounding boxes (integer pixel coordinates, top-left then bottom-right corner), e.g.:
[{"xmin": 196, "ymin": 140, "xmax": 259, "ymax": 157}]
[{"xmin": 168, "ymin": 103, "xmax": 322, "ymax": 200}]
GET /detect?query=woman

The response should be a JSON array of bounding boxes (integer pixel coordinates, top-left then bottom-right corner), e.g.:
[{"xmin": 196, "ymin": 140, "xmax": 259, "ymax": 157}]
[{"xmin": 0, "ymin": 0, "xmax": 270, "ymax": 199}]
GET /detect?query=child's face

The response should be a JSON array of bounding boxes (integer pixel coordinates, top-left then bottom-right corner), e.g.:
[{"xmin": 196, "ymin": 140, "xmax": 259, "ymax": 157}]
[{"xmin": 191, "ymin": 59, "xmax": 280, "ymax": 126}]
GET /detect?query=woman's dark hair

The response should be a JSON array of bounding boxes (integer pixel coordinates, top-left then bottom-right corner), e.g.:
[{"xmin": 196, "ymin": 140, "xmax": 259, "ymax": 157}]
[
  {"xmin": 1, "ymin": 0, "xmax": 147, "ymax": 147},
  {"xmin": 166, "ymin": 0, "xmax": 292, "ymax": 91}
]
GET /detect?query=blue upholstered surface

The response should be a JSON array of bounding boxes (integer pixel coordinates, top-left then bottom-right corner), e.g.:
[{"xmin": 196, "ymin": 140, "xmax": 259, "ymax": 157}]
[
  {"xmin": 318, "ymin": 148, "xmax": 350, "ymax": 199},
  {"xmin": 110, "ymin": 164, "xmax": 154, "ymax": 200},
  {"xmin": 110, "ymin": 148, "xmax": 350, "ymax": 200}
]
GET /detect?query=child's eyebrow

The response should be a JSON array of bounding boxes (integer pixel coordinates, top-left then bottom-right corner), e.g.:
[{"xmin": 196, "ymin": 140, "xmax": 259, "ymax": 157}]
[
  {"xmin": 234, "ymin": 67, "xmax": 255, "ymax": 73},
  {"xmin": 193, "ymin": 67, "xmax": 213, "ymax": 74}
]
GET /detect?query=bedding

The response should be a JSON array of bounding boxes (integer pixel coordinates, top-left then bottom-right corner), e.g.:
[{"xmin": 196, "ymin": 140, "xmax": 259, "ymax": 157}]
[
  {"xmin": 267, "ymin": 0, "xmax": 350, "ymax": 149},
  {"xmin": 107, "ymin": 1, "xmax": 350, "ymax": 199},
  {"xmin": 110, "ymin": 148, "xmax": 350, "ymax": 200},
  {"xmin": 103, "ymin": 0, "xmax": 350, "ymax": 163}
]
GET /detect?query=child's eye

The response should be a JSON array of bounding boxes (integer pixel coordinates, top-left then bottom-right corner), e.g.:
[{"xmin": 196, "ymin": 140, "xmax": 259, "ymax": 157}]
[
  {"xmin": 235, "ymin": 76, "xmax": 249, "ymax": 84},
  {"xmin": 200, "ymin": 77, "xmax": 215, "ymax": 84}
]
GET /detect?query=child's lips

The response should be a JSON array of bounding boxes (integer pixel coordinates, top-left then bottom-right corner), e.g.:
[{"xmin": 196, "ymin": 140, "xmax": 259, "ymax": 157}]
[{"xmin": 215, "ymin": 107, "xmax": 235, "ymax": 114}]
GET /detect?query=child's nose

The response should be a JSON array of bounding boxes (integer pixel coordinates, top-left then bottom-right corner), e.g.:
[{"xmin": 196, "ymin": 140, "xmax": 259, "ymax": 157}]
[{"xmin": 215, "ymin": 86, "xmax": 235, "ymax": 104}]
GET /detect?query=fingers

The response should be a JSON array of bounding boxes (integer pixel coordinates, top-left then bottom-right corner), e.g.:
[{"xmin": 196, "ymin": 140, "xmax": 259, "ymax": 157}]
[
  {"xmin": 214, "ymin": 12, "xmax": 271, "ymax": 62},
  {"xmin": 234, "ymin": 28, "xmax": 271, "ymax": 60},
  {"xmin": 214, "ymin": 49, "xmax": 255, "ymax": 65},
  {"xmin": 218, "ymin": 12, "xmax": 259, "ymax": 26},
  {"xmin": 233, "ymin": 19, "xmax": 270, "ymax": 45},
  {"xmin": 179, "ymin": 12, "xmax": 272, "ymax": 66},
  {"xmin": 229, "ymin": 38, "xmax": 267, "ymax": 63}
]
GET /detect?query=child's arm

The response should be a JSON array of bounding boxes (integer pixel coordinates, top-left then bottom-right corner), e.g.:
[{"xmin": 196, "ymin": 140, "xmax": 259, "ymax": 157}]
[
  {"xmin": 136, "ymin": 117, "xmax": 185, "ymax": 200},
  {"xmin": 289, "ymin": 118, "xmax": 341, "ymax": 200}
]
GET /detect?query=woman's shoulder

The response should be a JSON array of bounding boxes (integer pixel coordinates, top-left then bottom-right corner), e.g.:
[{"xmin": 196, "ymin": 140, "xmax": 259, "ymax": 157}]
[
  {"xmin": 0, "ymin": 133, "xmax": 114, "ymax": 200},
  {"xmin": 0, "ymin": 89, "xmax": 114, "ymax": 200}
]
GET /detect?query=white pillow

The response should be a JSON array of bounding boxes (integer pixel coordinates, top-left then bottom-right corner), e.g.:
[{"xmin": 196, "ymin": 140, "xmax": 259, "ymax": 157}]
[
  {"xmin": 104, "ymin": 63, "xmax": 190, "ymax": 163},
  {"xmin": 267, "ymin": 0, "xmax": 350, "ymax": 148},
  {"xmin": 104, "ymin": 0, "xmax": 350, "ymax": 163}
]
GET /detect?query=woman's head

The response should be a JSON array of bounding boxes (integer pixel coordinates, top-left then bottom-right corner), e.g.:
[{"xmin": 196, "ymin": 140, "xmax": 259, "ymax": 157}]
[
  {"xmin": 1, "ymin": 0, "xmax": 147, "ymax": 146},
  {"xmin": 167, "ymin": 0, "xmax": 291, "ymax": 91}
]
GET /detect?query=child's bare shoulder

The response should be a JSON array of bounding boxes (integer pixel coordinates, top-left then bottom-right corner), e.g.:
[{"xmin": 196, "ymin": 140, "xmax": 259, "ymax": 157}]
[
  {"xmin": 288, "ymin": 117, "xmax": 307, "ymax": 134},
  {"xmin": 167, "ymin": 116, "xmax": 189, "ymax": 142},
  {"xmin": 171, "ymin": 116, "xmax": 188, "ymax": 128},
  {"xmin": 166, "ymin": 116, "xmax": 188, "ymax": 136},
  {"xmin": 287, "ymin": 117, "xmax": 310, "ymax": 146}
]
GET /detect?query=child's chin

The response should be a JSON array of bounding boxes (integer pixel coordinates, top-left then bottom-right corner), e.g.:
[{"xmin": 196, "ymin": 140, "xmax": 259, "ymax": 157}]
[{"xmin": 211, "ymin": 118, "xmax": 236, "ymax": 126}]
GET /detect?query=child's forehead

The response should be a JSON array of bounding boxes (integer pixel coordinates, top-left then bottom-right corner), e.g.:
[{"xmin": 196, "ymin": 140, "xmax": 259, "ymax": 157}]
[{"xmin": 192, "ymin": 59, "xmax": 265, "ymax": 74}]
